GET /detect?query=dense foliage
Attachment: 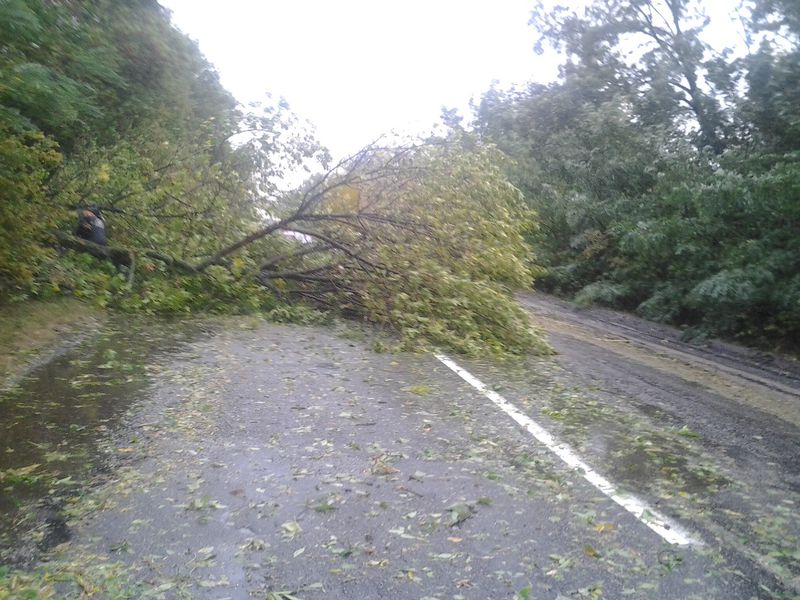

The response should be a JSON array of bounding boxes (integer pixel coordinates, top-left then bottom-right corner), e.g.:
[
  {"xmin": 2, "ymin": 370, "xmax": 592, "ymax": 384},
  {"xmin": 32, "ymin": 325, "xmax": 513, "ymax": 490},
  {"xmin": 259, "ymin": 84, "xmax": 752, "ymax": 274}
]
[
  {"xmin": 475, "ymin": 0, "xmax": 800, "ymax": 349},
  {"xmin": 1, "ymin": 0, "xmax": 248, "ymax": 294},
  {"xmin": 0, "ymin": 0, "xmax": 548, "ymax": 356},
  {"xmin": 257, "ymin": 136, "xmax": 550, "ymax": 355}
]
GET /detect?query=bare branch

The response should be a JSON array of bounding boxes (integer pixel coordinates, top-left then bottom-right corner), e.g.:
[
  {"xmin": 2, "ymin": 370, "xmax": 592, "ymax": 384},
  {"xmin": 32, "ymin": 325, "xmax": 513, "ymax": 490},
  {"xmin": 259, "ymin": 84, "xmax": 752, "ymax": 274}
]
[
  {"xmin": 259, "ymin": 244, "xmax": 331, "ymax": 271},
  {"xmin": 195, "ymin": 218, "xmax": 290, "ymax": 271},
  {"xmin": 282, "ymin": 227, "xmax": 393, "ymax": 274}
]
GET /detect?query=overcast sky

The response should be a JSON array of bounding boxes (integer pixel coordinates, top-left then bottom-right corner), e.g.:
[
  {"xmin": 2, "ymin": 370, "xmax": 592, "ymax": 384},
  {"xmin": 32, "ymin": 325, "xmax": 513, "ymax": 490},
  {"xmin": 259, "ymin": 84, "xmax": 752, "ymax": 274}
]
[
  {"xmin": 159, "ymin": 1, "xmax": 744, "ymax": 159},
  {"xmin": 159, "ymin": 0, "xmax": 563, "ymax": 157}
]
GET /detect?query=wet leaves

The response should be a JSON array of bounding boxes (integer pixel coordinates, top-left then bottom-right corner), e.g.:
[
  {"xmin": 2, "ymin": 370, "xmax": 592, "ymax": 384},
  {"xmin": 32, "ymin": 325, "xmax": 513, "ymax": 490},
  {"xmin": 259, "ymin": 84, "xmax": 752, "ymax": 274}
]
[
  {"xmin": 281, "ymin": 521, "xmax": 302, "ymax": 541},
  {"xmin": 403, "ymin": 384, "xmax": 432, "ymax": 396},
  {"xmin": 583, "ymin": 544, "xmax": 601, "ymax": 559},
  {"xmin": 513, "ymin": 585, "xmax": 533, "ymax": 600},
  {"xmin": 574, "ymin": 583, "xmax": 604, "ymax": 599},
  {"xmin": 198, "ymin": 575, "xmax": 230, "ymax": 588},
  {"xmin": 369, "ymin": 455, "xmax": 398, "ymax": 476},
  {"xmin": 0, "ymin": 464, "xmax": 42, "ymax": 485},
  {"xmin": 6, "ymin": 316, "xmax": 796, "ymax": 599},
  {"xmin": 184, "ymin": 496, "xmax": 226, "ymax": 511},
  {"xmin": 445, "ymin": 502, "xmax": 474, "ymax": 527},
  {"xmin": 0, "ymin": 554, "xmax": 141, "ymax": 599},
  {"xmin": 388, "ymin": 526, "xmax": 426, "ymax": 542},
  {"xmin": 239, "ymin": 538, "xmax": 268, "ymax": 553},
  {"xmin": 312, "ymin": 499, "xmax": 336, "ymax": 513},
  {"xmin": 658, "ymin": 550, "xmax": 684, "ymax": 572},
  {"xmin": 265, "ymin": 591, "xmax": 302, "ymax": 600},
  {"xmin": 546, "ymin": 553, "xmax": 576, "ymax": 578},
  {"xmin": 109, "ymin": 539, "xmax": 131, "ymax": 554},
  {"xmin": 594, "ymin": 522, "xmax": 617, "ymax": 534}
]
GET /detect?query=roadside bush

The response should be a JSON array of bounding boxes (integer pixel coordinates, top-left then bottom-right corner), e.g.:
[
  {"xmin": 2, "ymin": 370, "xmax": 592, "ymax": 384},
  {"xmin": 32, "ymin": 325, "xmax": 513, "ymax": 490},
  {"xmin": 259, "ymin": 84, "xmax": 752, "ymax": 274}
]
[
  {"xmin": 31, "ymin": 252, "xmax": 278, "ymax": 316},
  {"xmin": 575, "ymin": 281, "xmax": 630, "ymax": 308},
  {"xmin": 0, "ymin": 123, "xmax": 62, "ymax": 296}
]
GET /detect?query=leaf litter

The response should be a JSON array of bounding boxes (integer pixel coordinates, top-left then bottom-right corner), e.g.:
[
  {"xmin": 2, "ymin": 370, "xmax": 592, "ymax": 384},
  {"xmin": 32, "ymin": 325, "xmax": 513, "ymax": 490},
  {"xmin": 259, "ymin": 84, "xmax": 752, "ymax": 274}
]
[{"xmin": 3, "ymin": 316, "xmax": 793, "ymax": 599}]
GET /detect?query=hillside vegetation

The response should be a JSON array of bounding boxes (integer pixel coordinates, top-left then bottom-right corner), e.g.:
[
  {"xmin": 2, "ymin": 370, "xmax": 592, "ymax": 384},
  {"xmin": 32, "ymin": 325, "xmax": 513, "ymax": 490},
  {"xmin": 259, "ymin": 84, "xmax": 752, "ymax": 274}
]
[
  {"xmin": 4, "ymin": 0, "xmax": 797, "ymax": 355},
  {"xmin": 475, "ymin": 0, "xmax": 800, "ymax": 350},
  {"xmin": 0, "ymin": 0, "xmax": 548, "ymax": 356}
]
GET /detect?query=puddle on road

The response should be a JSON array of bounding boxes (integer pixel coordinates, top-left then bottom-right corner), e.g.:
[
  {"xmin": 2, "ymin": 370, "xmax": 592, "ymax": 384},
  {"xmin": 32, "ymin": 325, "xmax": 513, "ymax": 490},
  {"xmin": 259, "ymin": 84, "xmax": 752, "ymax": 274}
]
[
  {"xmin": 459, "ymin": 355, "xmax": 800, "ymax": 588},
  {"xmin": 538, "ymin": 387, "xmax": 730, "ymax": 498},
  {"xmin": 463, "ymin": 358, "xmax": 728, "ymax": 498},
  {"xmin": 0, "ymin": 315, "xmax": 213, "ymax": 564}
]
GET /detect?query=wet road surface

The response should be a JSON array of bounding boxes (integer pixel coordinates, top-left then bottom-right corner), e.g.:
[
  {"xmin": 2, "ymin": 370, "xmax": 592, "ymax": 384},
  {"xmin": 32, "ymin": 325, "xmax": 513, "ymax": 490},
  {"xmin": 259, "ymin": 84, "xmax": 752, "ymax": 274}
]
[
  {"xmin": 2, "ymin": 298, "xmax": 799, "ymax": 598},
  {"xmin": 0, "ymin": 317, "xmax": 213, "ymax": 565}
]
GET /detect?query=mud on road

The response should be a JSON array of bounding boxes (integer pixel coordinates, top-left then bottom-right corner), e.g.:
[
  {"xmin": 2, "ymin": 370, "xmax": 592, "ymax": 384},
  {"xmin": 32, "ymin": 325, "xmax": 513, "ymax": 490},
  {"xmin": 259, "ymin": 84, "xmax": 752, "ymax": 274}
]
[
  {"xmin": 515, "ymin": 293, "xmax": 800, "ymax": 594},
  {"xmin": 2, "ymin": 296, "xmax": 799, "ymax": 599}
]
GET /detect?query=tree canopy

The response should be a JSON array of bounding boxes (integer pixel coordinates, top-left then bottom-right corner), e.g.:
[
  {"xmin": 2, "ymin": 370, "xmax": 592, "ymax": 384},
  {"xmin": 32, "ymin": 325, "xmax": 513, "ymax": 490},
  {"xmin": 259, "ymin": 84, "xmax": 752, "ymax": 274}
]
[
  {"xmin": 476, "ymin": 0, "xmax": 800, "ymax": 350},
  {"xmin": 5, "ymin": 0, "xmax": 796, "ymax": 353},
  {"xmin": 0, "ymin": 0, "xmax": 549, "ymax": 356}
]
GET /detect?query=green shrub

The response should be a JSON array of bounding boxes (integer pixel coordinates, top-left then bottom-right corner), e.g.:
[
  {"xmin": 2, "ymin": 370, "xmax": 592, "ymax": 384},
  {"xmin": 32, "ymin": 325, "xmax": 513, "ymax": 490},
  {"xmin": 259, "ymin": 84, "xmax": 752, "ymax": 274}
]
[{"xmin": 574, "ymin": 281, "xmax": 630, "ymax": 308}]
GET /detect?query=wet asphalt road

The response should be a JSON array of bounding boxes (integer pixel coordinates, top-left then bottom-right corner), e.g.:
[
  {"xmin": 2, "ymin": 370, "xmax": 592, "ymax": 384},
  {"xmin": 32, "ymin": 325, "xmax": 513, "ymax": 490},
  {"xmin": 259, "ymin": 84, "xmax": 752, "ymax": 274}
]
[{"xmin": 45, "ymin": 298, "xmax": 799, "ymax": 599}]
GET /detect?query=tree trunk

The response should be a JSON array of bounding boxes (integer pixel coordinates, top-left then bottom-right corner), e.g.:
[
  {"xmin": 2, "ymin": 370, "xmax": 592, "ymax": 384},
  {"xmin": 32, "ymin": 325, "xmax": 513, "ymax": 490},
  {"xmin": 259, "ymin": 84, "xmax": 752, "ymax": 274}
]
[{"xmin": 53, "ymin": 232, "xmax": 198, "ymax": 273}]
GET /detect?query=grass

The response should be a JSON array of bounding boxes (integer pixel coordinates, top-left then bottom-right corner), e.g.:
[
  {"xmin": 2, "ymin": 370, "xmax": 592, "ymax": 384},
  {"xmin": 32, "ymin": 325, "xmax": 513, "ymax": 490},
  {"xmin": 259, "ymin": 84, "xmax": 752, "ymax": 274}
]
[{"xmin": 0, "ymin": 297, "xmax": 102, "ymax": 385}]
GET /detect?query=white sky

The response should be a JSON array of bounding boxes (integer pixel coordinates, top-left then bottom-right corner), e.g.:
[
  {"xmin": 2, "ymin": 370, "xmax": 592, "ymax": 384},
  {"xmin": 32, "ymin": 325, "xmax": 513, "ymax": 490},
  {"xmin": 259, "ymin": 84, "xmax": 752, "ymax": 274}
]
[
  {"xmin": 159, "ymin": 0, "xmax": 559, "ymax": 158},
  {"xmin": 159, "ymin": 1, "xmax": 744, "ymax": 159}
]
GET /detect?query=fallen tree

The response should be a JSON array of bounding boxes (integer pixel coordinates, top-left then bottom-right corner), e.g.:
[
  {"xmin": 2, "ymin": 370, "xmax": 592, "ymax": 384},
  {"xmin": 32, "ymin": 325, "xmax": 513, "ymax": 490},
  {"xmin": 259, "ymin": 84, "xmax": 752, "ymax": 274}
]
[
  {"xmin": 54, "ymin": 136, "xmax": 552, "ymax": 356},
  {"xmin": 53, "ymin": 232, "xmax": 198, "ymax": 273}
]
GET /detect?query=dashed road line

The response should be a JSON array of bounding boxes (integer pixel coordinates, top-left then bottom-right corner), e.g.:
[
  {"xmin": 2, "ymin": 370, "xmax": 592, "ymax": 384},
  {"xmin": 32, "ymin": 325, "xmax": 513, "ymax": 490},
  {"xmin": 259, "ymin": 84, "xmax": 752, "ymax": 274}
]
[{"xmin": 435, "ymin": 353, "xmax": 702, "ymax": 546}]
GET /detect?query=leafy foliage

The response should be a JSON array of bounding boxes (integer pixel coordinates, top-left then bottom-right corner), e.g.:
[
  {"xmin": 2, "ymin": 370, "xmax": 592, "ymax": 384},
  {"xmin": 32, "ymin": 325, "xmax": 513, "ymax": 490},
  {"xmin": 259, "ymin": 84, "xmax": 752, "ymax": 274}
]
[
  {"xmin": 476, "ymin": 0, "xmax": 800, "ymax": 349},
  {"xmin": 241, "ymin": 136, "xmax": 551, "ymax": 356},
  {"xmin": 0, "ymin": 124, "xmax": 62, "ymax": 287},
  {"xmin": 337, "ymin": 139, "xmax": 550, "ymax": 356},
  {"xmin": 0, "ymin": 0, "xmax": 244, "ymax": 297},
  {"xmin": 0, "ymin": 0, "xmax": 548, "ymax": 356}
]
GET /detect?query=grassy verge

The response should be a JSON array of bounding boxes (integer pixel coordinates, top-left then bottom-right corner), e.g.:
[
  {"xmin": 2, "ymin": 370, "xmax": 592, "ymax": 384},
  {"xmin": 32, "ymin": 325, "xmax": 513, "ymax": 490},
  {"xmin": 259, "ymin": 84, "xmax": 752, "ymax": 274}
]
[{"xmin": 0, "ymin": 298, "xmax": 103, "ymax": 386}]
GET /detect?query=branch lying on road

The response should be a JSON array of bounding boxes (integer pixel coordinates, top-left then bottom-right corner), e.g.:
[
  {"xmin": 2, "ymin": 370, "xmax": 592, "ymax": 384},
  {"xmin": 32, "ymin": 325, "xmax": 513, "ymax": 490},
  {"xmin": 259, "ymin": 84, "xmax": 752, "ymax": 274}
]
[{"xmin": 54, "ymin": 140, "xmax": 500, "ymax": 322}]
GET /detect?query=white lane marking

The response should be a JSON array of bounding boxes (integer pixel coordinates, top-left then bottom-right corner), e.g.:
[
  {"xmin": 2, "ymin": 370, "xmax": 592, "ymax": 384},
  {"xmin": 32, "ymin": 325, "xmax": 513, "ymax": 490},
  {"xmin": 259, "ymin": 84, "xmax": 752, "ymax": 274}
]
[{"xmin": 435, "ymin": 353, "xmax": 702, "ymax": 546}]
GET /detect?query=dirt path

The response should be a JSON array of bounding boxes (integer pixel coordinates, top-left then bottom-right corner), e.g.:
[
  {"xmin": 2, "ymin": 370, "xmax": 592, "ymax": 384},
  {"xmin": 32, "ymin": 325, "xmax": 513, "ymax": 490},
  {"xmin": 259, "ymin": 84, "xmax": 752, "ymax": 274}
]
[{"xmin": 3, "ymin": 300, "xmax": 800, "ymax": 599}]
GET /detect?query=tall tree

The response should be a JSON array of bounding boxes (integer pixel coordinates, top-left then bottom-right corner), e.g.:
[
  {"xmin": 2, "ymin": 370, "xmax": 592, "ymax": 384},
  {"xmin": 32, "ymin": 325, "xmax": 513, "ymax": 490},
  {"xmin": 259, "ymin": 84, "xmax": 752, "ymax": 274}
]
[
  {"xmin": 531, "ymin": 0, "xmax": 727, "ymax": 153},
  {"xmin": 474, "ymin": 0, "xmax": 800, "ymax": 349}
]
